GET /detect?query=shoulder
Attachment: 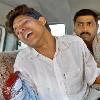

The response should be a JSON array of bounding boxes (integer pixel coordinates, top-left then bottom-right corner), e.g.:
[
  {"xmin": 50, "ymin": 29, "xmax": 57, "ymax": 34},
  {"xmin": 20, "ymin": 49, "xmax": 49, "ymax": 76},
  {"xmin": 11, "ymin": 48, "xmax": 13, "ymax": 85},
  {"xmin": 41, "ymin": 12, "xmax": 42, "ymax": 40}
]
[
  {"xmin": 16, "ymin": 47, "xmax": 32, "ymax": 60},
  {"xmin": 56, "ymin": 35, "xmax": 85, "ymax": 46},
  {"xmin": 14, "ymin": 47, "xmax": 32, "ymax": 72}
]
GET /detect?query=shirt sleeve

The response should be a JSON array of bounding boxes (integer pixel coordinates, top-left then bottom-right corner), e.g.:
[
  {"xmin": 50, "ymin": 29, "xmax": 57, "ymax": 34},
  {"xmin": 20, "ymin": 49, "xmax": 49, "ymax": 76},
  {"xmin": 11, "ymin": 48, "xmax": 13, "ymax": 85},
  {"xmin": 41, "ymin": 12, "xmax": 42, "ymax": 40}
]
[
  {"xmin": 82, "ymin": 41, "xmax": 99, "ymax": 85},
  {"xmin": 13, "ymin": 52, "xmax": 37, "ymax": 90}
]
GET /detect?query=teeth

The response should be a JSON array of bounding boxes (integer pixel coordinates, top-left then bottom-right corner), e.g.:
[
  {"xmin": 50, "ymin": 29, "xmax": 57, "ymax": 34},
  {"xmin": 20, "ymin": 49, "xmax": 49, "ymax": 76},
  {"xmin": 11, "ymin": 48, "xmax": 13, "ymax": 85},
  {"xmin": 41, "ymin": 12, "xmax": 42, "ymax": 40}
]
[{"xmin": 25, "ymin": 31, "xmax": 32, "ymax": 39}]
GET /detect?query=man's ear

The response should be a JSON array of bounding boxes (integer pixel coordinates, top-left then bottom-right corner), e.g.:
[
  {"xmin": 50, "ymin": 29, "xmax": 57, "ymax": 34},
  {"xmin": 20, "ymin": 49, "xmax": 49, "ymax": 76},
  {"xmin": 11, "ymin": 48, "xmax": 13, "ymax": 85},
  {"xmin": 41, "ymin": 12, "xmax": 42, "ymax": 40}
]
[
  {"xmin": 38, "ymin": 16, "xmax": 46, "ymax": 25},
  {"xmin": 73, "ymin": 24, "xmax": 76, "ymax": 33}
]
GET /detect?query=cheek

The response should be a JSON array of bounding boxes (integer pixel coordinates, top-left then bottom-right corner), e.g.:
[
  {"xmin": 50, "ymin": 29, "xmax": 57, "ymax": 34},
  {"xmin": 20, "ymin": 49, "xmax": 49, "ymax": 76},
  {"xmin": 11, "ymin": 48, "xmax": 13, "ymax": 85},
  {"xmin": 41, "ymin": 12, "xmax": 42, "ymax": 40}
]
[
  {"xmin": 90, "ymin": 28, "xmax": 97, "ymax": 35},
  {"xmin": 35, "ymin": 25, "xmax": 44, "ymax": 34},
  {"xmin": 74, "ymin": 28, "xmax": 82, "ymax": 35},
  {"xmin": 91, "ymin": 32, "xmax": 96, "ymax": 38},
  {"xmin": 75, "ymin": 26, "xmax": 81, "ymax": 31},
  {"xmin": 17, "ymin": 34, "xmax": 26, "ymax": 43}
]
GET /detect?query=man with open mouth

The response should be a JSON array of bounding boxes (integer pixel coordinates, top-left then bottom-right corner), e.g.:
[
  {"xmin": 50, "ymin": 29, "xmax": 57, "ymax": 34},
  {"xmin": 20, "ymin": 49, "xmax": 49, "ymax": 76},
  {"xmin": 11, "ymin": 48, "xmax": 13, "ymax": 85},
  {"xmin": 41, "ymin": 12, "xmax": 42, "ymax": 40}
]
[{"xmin": 3, "ymin": 4, "xmax": 100, "ymax": 100}]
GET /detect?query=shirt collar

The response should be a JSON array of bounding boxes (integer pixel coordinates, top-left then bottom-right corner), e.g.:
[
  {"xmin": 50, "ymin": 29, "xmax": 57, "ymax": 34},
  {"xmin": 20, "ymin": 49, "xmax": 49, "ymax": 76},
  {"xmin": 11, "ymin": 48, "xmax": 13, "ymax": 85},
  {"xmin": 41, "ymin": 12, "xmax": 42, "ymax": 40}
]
[
  {"xmin": 27, "ymin": 47, "xmax": 39, "ymax": 59},
  {"xmin": 55, "ymin": 36, "xmax": 70, "ymax": 51}
]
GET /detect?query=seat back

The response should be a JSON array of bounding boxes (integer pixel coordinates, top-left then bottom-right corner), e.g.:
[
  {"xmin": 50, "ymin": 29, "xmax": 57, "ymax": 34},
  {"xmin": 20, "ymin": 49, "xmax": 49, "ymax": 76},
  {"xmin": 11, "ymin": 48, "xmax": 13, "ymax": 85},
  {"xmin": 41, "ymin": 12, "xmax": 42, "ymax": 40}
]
[{"xmin": 0, "ymin": 51, "xmax": 18, "ymax": 99}]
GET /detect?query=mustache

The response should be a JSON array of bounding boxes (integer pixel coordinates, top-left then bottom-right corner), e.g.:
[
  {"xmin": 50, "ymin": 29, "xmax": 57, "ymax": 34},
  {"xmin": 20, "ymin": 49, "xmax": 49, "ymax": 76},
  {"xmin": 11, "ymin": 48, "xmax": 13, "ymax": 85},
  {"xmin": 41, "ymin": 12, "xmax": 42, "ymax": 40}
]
[{"xmin": 80, "ymin": 32, "xmax": 91, "ymax": 36}]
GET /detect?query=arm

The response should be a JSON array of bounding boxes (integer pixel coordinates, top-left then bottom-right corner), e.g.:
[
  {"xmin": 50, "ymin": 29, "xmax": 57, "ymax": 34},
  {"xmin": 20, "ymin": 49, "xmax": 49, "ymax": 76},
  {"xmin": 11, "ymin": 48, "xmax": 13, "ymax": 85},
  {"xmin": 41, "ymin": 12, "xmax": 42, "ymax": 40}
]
[
  {"xmin": 79, "ymin": 37, "xmax": 99, "ymax": 86},
  {"xmin": 2, "ymin": 71, "xmax": 39, "ymax": 100}
]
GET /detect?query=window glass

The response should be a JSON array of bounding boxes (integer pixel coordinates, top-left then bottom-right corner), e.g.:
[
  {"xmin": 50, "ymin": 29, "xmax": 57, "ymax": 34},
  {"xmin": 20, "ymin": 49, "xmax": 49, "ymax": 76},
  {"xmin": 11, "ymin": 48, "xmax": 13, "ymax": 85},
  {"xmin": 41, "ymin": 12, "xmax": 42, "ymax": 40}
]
[
  {"xmin": 49, "ymin": 23, "xmax": 65, "ymax": 36},
  {"xmin": 98, "ymin": 20, "xmax": 100, "ymax": 33}
]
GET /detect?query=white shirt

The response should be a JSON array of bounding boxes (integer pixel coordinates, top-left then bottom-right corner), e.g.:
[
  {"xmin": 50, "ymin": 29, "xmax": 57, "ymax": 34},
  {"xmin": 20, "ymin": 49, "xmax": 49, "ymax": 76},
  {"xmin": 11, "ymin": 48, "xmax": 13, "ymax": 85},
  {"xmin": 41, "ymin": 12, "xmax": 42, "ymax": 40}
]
[
  {"xmin": 14, "ymin": 35, "xmax": 99, "ymax": 100},
  {"xmin": 93, "ymin": 32, "xmax": 100, "ymax": 67}
]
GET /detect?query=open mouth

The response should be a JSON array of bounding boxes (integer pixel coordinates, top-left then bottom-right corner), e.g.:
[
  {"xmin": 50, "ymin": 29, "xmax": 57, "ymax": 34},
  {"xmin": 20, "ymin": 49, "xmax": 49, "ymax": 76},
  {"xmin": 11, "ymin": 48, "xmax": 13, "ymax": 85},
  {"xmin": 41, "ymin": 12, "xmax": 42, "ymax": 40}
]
[{"xmin": 25, "ymin": 31, "xmax": 33, "ymax": 39}]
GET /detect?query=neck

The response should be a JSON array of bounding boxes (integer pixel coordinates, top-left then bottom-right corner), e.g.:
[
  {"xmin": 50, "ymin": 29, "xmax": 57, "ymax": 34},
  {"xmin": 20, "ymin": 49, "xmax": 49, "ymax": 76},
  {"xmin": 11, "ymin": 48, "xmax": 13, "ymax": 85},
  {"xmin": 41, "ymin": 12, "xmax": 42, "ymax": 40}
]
[
  {"xmin": 85, "ymin": 41, "xmax": 93, "ymax": 55},
  {"xmin": 35, "ymin": 31, "xmax": 56, "ymax": 59}
]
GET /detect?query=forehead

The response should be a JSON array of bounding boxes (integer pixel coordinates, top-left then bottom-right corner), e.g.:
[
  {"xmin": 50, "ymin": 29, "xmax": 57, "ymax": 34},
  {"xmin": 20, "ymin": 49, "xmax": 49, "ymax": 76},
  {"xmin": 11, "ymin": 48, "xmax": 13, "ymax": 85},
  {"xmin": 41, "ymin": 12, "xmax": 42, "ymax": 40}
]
[
  {"xmin": 76, "ymin": 15, "xmax": 95, "ymax": 22},
  {"xmin": 13, "ymin": 15, "xmax": 34, "ymax": 25}
]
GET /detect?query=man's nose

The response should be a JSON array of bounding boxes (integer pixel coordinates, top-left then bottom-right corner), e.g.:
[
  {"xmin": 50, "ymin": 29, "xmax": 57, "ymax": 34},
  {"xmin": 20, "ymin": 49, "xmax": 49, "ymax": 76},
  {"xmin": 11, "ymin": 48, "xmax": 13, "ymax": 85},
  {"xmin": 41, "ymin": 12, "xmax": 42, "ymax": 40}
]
[
  {"xmin": 18, "ymin": 28, "xmax": 25, "ymax": 34},
  {"xmin": 82, "ymin": 24, "xmax": 88, "ymax": 32}
]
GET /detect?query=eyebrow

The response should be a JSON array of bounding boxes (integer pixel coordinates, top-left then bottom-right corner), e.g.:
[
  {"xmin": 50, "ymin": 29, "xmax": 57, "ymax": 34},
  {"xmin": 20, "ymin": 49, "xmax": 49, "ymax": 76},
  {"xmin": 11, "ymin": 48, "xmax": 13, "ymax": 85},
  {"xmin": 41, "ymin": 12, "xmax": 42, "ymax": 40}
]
[
  {"xmin": 13, "ymin": 18, "xmax": 32, "ymax": 29},
  {"xmin": 76, "ymin": 21, "xmax": 92, "ymax": 23},
  {"xmin": 76, "ymin": 19, "xmax": 96, "ymax": 23}
]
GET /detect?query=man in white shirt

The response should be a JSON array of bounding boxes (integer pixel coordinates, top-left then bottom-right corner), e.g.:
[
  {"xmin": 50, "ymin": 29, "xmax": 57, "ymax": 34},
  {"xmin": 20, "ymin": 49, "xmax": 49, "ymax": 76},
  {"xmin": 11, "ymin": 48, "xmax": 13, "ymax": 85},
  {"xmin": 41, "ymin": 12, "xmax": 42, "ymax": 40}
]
[
  {"xmin": 4, "ymin": 4, "xmax": 100, "ymax": 100},
  {"xmin": 93, "ymin": 32, "xmax": 100, "ymax": 67}
]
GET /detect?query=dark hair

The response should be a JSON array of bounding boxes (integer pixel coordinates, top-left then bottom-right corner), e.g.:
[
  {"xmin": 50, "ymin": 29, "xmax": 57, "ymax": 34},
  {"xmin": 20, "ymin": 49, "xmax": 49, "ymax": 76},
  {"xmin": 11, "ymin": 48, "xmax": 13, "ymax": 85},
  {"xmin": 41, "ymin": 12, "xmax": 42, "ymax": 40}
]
[
  {"xmin": 73, "ymin": 9, "xmax": 98, "ymax": 24},
  {"xmin": 6, "ymin": 4, "xmax": 51, "ymax": 34}
]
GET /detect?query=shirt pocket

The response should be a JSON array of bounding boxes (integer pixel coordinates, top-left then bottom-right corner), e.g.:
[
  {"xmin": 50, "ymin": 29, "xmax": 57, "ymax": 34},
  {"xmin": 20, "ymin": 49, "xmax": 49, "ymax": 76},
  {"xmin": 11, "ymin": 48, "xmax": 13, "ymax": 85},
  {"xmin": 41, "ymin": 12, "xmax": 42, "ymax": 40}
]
[{"xmin": 64, "ymin": 68, "xmax": 83, "ymax": 94}]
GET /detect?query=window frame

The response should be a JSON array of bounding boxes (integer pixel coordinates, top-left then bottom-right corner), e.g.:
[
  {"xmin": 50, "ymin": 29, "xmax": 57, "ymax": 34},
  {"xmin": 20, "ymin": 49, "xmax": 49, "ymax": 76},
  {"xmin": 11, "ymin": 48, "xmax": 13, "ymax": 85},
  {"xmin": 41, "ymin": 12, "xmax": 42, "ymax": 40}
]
[{"xmin": 0, "ymin": 25, "xmax": 6, "ymax": 51}]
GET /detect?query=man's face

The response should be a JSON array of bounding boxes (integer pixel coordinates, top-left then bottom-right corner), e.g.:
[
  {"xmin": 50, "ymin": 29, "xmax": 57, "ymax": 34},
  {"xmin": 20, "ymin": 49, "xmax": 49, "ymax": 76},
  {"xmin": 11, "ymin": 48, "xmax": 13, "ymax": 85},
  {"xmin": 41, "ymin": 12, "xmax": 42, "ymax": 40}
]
[
  {"xmin": 74, "ymin": 15, "xmax": 98, "ymax": 44},
  {"xmin": 13, "ymin": 15, "xmax": 46, "ymax": 48}
]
